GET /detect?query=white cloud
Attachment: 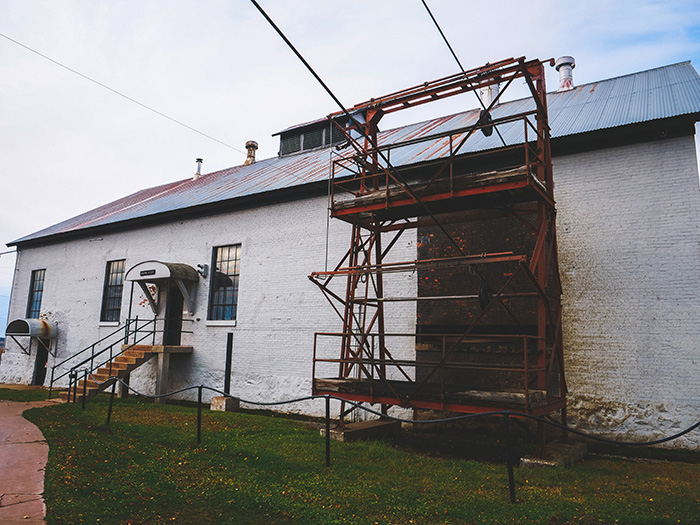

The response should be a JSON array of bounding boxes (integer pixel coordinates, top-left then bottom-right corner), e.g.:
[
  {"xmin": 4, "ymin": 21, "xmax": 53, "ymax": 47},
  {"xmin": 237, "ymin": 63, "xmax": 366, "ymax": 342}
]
[{"xmin": 1, "ymin": 0, "xmax": 699, "ymax": 334}]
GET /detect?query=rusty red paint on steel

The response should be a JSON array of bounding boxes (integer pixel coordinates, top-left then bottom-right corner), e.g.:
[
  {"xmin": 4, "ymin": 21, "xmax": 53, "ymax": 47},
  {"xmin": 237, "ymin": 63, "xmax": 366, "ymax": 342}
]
[
  {"xmin": 312, "ymin": 57, "xmax": 565, "ymax": 433},
  {"xmin": 333, "ymin": 57, "xmax": 543, "ymax": 117},
  {"xmin": 310, "ymin": 388, "xmax": 566, "ymax": 417},
  {"xmin": 331, "ymin": 180, "xmax": 531, "ymax": 218}
]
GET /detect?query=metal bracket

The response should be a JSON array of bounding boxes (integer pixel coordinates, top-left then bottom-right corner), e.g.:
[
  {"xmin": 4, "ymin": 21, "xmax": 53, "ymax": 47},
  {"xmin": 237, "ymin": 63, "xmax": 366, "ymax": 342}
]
[
  {"xmin": 9, "ymin": 335, "xmax": 30, "ymax": 355},
  {"xmin": 137, "ymin": 281, "xmax": 159, "ymax": 314},
  {"xmin": 174, "ymin": 278, "xmax": 195, "ymax": 315},
  {"xmin": 7, "ymin": 335, "xmax": 56, "ymax": 357}
]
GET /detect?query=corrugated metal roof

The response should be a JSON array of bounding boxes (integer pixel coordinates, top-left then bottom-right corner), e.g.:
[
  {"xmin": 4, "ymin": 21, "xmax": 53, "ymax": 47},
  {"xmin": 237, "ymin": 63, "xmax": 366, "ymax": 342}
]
[{"xmin": 12, "ymin": 61, "xmax": 700, "ymax": 245}]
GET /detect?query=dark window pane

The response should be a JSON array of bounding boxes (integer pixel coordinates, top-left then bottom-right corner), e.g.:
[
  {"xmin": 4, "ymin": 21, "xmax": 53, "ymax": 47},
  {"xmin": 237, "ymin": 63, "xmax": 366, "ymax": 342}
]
[
  {"xmin": 208, "ymin": 244, "xmax": 241, "ymax": 320},
  {"xmin": 100, "ymin": 260, "xmax": 125, "ymax": 322},
  {"xmin": 330, "ymin": 121, "xmax": 346, "ymax": 144},
  {"xmin": 26, "ymin": 269, "xmax": 46, "ymax": 318},
  {"xmin": 303, "ymin": 128, "xmax": 323, "ymax": 150},
  {"xmin": 280, "ymin": 135, "xmax": 301, "ymax": 155}
]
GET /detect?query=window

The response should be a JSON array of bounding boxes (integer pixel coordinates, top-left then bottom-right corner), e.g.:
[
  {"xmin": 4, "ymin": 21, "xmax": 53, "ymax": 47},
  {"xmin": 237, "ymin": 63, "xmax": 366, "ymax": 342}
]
[
  {"xmin": 280, "ymin": 134, "xmax": 301, "ymax": 155},
  {"xmin": 304, "ymin": 128, "xmax": 324, "ymax": 149},
  {"xmin": 208, "ymin": 245, "xmax": 241, "ymax": 321},
  {"xmin": 100, "ymin": 260, "xmax": 125, "ymax": 322},
  {"xmin": 26, "ymin": 269, "xmax": 46, "ymax": 318},
  {"xmin": 278, "ymin": 116, "xmax": 352, "ymax": 156}
]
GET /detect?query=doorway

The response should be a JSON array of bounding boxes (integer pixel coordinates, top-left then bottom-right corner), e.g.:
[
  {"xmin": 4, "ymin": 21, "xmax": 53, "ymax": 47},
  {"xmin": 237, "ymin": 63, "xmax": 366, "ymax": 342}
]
[
  {"xmin": 163, "ymin": 284, "xmax": 184, "ymax": 346},
  {"xmin": 31, "ymin": 338, "xmax": 50, "ymax": 385}
]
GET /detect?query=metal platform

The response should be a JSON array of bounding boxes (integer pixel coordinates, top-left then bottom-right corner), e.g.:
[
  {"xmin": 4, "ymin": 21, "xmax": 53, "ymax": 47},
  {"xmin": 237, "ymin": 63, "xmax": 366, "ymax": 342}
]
[{"xmin": 310, "ymin": 57, "xmax": 566, "ymax": 434}]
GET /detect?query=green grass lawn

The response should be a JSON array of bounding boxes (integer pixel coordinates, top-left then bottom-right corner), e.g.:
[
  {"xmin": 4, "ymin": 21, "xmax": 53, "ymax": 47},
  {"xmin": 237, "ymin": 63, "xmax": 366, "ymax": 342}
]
[
  {"xmin": 19, "ymin": 397, "xmax": 700, "ymax": 524},
  {"xmin": 0, "ymin": 386, "xmax": 50, "ymax": 401}
]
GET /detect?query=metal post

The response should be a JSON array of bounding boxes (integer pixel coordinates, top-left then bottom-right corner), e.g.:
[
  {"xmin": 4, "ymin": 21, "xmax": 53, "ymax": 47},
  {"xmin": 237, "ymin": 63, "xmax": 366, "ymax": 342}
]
[
  {"xmin": 134, "ymin": 316, "xmax": 139, "ymax": 345},
  {"xmin": 48, "ymin": 368, "xmax": 54, "ymax": 399},
  {"xmin": 197, "ymin": 386, "xmax": 203, "ymax": 444},
  {"xmin": 81, "ymin": 370, "xmax": 87, "ymax": 410},
  {"xmin": 224, "ymin": 333, "xmax": 233, "ymax": 395},
  {"xmin": 67, "ymin": 371, "xmax": 72, "ymax": 403},
  {"xmin": 106, "ymin": 379, "xmax": 116, "ymax": 425},
  {"xmin": 504, "ymin": 413, "xmax": 516, "ymax": 504},
  {"xmin": 72, "ymin": 371, "xmax": 77, "ymax": 403},
  {"xmin": 124, "ymin": 318, "xmax": 130, "ymax": 345},
  {"xmin": 325, "ymin": 395, "xmax": 331, "ymax": 467}
]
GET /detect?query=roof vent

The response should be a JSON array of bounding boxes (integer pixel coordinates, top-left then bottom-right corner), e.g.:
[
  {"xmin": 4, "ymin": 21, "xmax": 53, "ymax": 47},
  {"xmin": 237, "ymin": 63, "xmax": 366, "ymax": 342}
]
[
  {"xmin": 479, "ymin": 82, "xmax": 500, "ymax": 107},
  {"xmin": 555, "ymin": 56, "xmax": 576, "ymax": 91},
  {"xmin": 194, "ymin": 158, "xmax": 203, "ymax": 180},
  {"xmin": 244, "ymin": 141, "xmax": 258, "ymax": 165}
]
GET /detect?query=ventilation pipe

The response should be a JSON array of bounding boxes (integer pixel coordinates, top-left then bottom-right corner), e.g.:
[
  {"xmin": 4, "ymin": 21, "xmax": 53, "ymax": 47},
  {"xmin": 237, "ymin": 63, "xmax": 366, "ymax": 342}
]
[
  {"xmin": 244, "ymin": 140, "xmax": 258, "ymax": 165},
  {"xmin": 193, "ymin": 158, "xmax": 203, "ymax": 180},
  {"xmin": 555, "ymin": 56, "xmax": 576, "ymax": 91},
  {"xmin": 479, "ymin": 82, "xmax": 500, "ymax": 108}
]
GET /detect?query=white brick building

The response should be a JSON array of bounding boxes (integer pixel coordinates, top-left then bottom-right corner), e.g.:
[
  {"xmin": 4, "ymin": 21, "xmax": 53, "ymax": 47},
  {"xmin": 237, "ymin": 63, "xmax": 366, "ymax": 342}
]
[{"xmin": 3, "ymin": 60, "xmax": 700, "ymax": 448}]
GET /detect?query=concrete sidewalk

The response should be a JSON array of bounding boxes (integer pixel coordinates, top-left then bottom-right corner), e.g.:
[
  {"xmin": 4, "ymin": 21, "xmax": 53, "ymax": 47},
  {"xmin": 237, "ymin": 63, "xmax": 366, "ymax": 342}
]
[{"xmin": 0, "ymin": 396, "xmax": 60, "ymax": 524}]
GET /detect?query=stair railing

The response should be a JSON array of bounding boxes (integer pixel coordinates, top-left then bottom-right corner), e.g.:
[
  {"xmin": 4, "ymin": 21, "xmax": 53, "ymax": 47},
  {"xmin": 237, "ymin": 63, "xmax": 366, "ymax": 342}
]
[
  {"xmin": 49, "ymin": 317, "xmax": 163, "ymax": 398},
  {"xmin": 65, "ymin": 317, "xmax": 164, "ymax": 401}
]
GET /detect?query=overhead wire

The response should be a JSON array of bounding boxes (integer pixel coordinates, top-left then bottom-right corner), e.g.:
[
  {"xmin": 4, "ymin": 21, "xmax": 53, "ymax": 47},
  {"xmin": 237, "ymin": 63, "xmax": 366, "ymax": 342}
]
[
  {"xmin": 419, "ymin": 0, "xmax": 507, "ymax": 147},
  {"xmin": 0, "ymin": 31, "xmax": 336, "ymax": 189},
  {"xmin": 418, "ymin": 0, "xmax": 520, "ymax": 322},
  {"xmin": 250, "ymin": 0, "xmax": 524, "ymax": 338},
  {"xmin": 249, "ymin": 0, "xmax": 472, "ymax": 260},
  {"xmin": 0, "ymin": 32, "xmax": 241, "ymax": 153}
]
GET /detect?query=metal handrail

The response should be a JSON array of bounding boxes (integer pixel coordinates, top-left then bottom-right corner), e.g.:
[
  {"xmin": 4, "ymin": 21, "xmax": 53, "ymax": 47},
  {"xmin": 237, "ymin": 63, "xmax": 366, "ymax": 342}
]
[
  {"xmin": 313, "ymin": 331, "xmax": 549, "ymax": 410},
  {"xmin": 49, "ymin": 317, "xmax": 160, "ymax": 398},
  {"xmin": 61, "ymin": 317, "xmax": 198, "ymax": 401},
  {"xmin": 52, "ymin": 321, "xmax": 127, "ymax": 370},
  {"xmin": 79, "ymin": 323, "xmax": 159, "ymax": 377}
]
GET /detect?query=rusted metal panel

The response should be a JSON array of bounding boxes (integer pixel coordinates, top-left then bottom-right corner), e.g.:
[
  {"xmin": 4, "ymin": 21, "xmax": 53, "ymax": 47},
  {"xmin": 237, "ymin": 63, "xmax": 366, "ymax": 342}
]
[
  {"xmin": 12, "ymin": 62, "xmax": 700, "ymax": 246},
  {"xmin": 311, "ymin": 57, "xmax": 566, "ymax": 430},
  {"xmin": 6, "ymin": 318, "xmax": 58, "ymax": 338}
]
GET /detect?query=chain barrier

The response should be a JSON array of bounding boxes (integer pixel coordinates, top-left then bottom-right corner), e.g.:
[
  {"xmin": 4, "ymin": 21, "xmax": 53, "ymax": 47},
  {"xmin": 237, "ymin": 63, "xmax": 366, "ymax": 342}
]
[{"xmin": 63, "ymin": 372, "xmax": 699, "ymax": 504}]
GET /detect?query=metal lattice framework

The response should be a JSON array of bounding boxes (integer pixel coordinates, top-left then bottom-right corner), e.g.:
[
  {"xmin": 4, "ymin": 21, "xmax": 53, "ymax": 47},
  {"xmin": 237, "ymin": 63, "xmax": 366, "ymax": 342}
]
[{"xmin": 310, "ymin": 57, "xmax": 566, "ymax": 427}]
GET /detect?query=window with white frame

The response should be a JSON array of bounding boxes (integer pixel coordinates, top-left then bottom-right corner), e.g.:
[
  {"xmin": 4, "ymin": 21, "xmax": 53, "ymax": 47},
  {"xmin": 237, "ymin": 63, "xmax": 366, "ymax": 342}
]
[
  {"xmin": 208, "ymin": 245, "xmax": 241, "ymax": 321},
  {"xmin": 26, "ymin": 269, "xmax": 46, "ymax": 318},
  {"xmin": 100, "ymin": 260, "xmax": 125, "ymax": 322}
]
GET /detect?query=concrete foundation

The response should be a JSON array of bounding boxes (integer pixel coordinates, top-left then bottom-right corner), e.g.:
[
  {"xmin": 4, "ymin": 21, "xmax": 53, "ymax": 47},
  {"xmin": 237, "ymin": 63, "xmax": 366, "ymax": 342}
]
[
  {"xmin": 321, "ymin": 419, "xmax": 401, "ymax": 442},
  {"xmin": 210, "ymin": 396, "xmax": 240, "ymax": 412},
  {"xmin": 520, "ymin": 440, "xmax": 588, "ymax": 468}
]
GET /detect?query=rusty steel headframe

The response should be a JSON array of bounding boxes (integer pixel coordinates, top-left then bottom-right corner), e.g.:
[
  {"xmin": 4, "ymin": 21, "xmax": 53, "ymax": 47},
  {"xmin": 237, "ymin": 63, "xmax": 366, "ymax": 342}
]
[{"xmin": 309, "ymin": 57, "xmax": 566, "ymax": 428}]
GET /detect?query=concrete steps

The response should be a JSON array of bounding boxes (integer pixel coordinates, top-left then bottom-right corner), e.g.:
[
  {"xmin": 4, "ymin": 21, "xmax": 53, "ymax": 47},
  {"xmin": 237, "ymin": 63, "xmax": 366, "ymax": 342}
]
[{"xmin": 61, "ymin": 346, "xmax": 157, "ymax": 403}]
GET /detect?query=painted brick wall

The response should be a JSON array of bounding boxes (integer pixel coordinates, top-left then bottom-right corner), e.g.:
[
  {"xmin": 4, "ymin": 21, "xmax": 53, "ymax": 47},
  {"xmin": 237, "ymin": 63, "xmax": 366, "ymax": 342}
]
[
  {"xmin": 555, "ymin": 135, "xmax": 700, "ymax": 448},
  {"xmin": 4, "ymin": 134, "xmax": 700, "ymax": 445},
  {"xmin": 1, "ymin": 192, "xmax": 416, "ymax": 417}
]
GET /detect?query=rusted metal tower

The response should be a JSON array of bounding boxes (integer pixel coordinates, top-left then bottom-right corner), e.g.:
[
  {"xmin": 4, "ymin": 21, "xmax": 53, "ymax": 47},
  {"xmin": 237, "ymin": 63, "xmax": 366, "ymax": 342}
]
[{"xmin": 310, "ymin": 57, "xmax": 566, "ymax": 428}]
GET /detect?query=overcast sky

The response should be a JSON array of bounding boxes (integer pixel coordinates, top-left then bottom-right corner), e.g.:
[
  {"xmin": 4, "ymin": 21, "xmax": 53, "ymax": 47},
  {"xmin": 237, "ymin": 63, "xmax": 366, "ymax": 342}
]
[{"xmin": 2, "ymin": 0, "xmax": 700, "ymax": 336}]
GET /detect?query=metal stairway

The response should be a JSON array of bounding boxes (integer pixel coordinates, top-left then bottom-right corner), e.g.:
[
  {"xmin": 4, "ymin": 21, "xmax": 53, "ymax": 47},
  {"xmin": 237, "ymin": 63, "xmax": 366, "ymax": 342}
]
[{"xmin": 61, "ymin": 345, "xmax": 157, "ymax": 402}]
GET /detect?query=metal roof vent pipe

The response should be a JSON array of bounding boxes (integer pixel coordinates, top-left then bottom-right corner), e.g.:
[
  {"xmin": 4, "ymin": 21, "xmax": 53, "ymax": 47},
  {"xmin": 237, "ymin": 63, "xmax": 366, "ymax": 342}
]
[
  {"xmin": 555, "ymin": 56, "xmax": 576, "ymax": 91},
  {"xmin": 244, "ymin": 140, "xmax": 258, "ymax": 165},
  {"xmin": 479, "ymin": 82, "xmax": 500, "ymax": 108},
  {"xmin": 193, "ymin": 158, "xmax": 203, "ymax": 180}
]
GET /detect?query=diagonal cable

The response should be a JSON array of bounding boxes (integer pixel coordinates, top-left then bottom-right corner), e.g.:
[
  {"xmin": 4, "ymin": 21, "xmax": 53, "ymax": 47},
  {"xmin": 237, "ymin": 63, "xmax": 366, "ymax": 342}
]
[
  {"xmin": 249, "ymin": 0, "xmax": 471, "ymax": 259},
  {"xmin": 0, "ymin": 31, "xmax": 240, "ymax": 152},
  {"xmin": 420, "ymin": 0, "xmax": 507, "ymax": 148},
  {"xmin": 0, "ymin": 30, "xmax": 337, "ymax": 190}
]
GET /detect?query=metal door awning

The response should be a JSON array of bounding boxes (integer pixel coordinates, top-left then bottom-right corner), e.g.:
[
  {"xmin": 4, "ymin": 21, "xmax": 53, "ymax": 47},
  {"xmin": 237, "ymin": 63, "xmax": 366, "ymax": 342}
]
[
  {"xmin": 125, "ymin": 261, "xmax": 199, "ymax": 314},
  {"xmin": 5, "ymin": 318, "xmax": 58, "ymax": 356}
]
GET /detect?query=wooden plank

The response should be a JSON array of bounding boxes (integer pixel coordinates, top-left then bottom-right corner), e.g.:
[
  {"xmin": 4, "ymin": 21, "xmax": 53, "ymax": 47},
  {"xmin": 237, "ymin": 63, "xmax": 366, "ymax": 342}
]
[
  {"xmin": 314, "ymin": 378, "xmax": 546, "ymax": 408},
  {"xmin": 333, "ymin": 165, "xmax": 529, "ymax": 211}
]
